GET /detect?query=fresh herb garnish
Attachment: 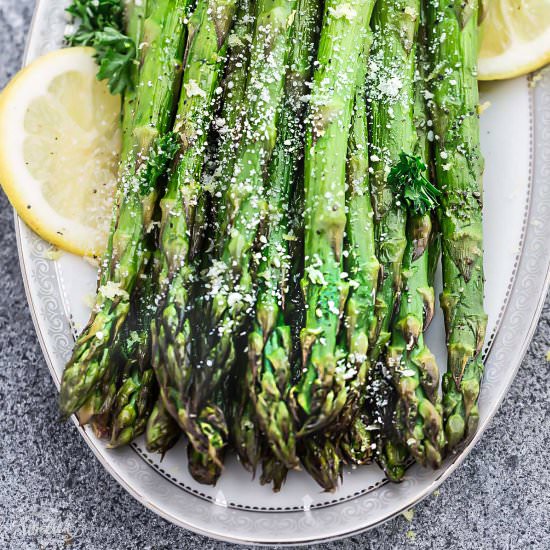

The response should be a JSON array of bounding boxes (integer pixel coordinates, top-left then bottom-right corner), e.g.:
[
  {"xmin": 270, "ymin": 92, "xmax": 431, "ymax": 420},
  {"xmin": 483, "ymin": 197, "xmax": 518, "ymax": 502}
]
[
  {"xmin": 94, "ymin": 28, "xmax": 137, "ymax": 95},
  {"xmin": 65, "ymin": 0, "xmax": 124, "ymax": 45},
  {"xmin": 388, "ymin": 152, "xmax": 441, "ymax": 215},
  {"xmin": 65, "ymin": 0, "xmax": 136, "ymax": 94}
]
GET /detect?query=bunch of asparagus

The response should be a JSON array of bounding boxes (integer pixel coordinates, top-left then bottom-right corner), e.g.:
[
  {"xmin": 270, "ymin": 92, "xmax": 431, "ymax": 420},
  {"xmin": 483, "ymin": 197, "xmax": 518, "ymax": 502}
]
[{"xmin": 60, "ymin": 0, "xmax": 486, "ymax": 490}]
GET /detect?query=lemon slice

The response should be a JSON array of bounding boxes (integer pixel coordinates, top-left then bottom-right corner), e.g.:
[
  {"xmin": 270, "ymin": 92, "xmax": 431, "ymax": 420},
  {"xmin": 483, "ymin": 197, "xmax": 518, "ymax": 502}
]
[
  {"xmin": 0, "ymin": 47, "xmax": 121, "ymax": 257},
  {"xmin": 478, "ymin": 0, "xmax": 550, "ymax": 80}
]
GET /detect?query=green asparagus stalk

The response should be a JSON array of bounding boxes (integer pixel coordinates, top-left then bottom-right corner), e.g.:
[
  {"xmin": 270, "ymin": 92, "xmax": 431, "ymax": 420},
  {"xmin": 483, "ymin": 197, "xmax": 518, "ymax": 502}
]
[
  {"xmin": 148, "ymin": 280, "xmax": 182, "ymax": 456},
  {"xmin": 299, "ymin": 435, "xmax": 342, "ymax": 492},
  {"xmin": 291, "ymin": 0, "xmax": 376, "ymax": 437},
  {"xmin": 89, "ymin": 247, "xmax": 159, "ymax": 447},
  {"xmin": 424, "ymin": 0, "xmax": 487, "ymax": 451},
  {"xmin": 367, "ymin": 0, "xmax": 421, "ymax": 362},
  {"xmin": 120, "ymin": 0, "xmax": 148, "ymax": 158},
  {"xmin": 211, "ymin": 0, "xmax": 254, "ymax": 210},
  {"xmin": 260, "ymin": 454, "xmax": 288, "ymax": 492},
  {"xmin": 109, "ymin": 262, "xmax": 158, "ymax": 447},
  {"xmin": 386, "ymin": 171, "xmax": 444, "ymax": 468},
  {"xmin": 59, "ymin": 0, "xmax": 189, "ymax": 417},
  {"xmin": 247, "ymin": 0, "xmax": 321, "ymax": 471},
  {"xmin": 81, "ymin": 326, "xmax": 138, "ymax": 438},
  {"xmin": 146, "ymin": 397, "xmax": 181, "ymax": 454},
  {"xmin": 337, "ymin": 64, "xmax": 380, "ymax": 466},
  {"xmin": 153, "ymin": 301, "xmax": 227, "ymax": 481},
  {"xmin": 149, "ymin": 0, "xmax": 240, "ymax": 475},
  {"xmin": 109, "ymin": 360, "xmax": 155, "ymax": 447},
  {"xmin": 232, "ymin": 397, "xmax": 263, "ymax": 474},
  {"xmin": 377, "ymin": 438, "xmax": 408, "ymax": 482},
  {"xmin": 78, "ymin": 349, "xmax": 120, "ymax": 430},
  {"xmin": 189, "ymin": 0, "xmax": 298, "ymax": 466},
  {"xmin": 156, "ymin": 281, "xmax": 225, "ymax": 484},
  {"xmin": 368, "ymin": 366, "xmax": 408, "ymax": 482},
  {"xmin": 73, "ymin": 0, "xmax": 149, "ymax": 433},
  {"xmin": 384, "ymin": 18, "xmax": 446, "ymax": 466},
  {"xmin": 201, "ymin": 0, "xmax": 299, "ymax": 364},
  {"xmin": 427, "ymin": 220, "xmax": 441, "ymax": 294},
  {"xmin": 309, "ymin": 55, "xmax": 378, "ymax": 474},
  {"xmin": 415, "ymin": 0, "xmax": 441, "ymax": 304},
  {"xmin": 218, "ymin": 3, "xmax": 260, "ymax": 476},
  {"xmin": 337, "ymin": 35, "xmax": 379, "ymax": 436},
  {"xmin": 230, "ymin": 342, "xmax": 263, "ymax": 474},
  {"xmin": 188, "ymin": 439, "xmax": 223, "ymax": 485},
  {"xmin": 340, "ymin": 412, "xmax": 374, "ymax": 466},
  {"xmin": 156, "ymin": 0, "xmax": 240, "ymax": 291},
  {"xmin": 187, "ymin": 386, "xmax": 228, "ymax": 485},
  {"xmin": 366, "ymin": 5, "xmax": 440, "ymax": 478},
  {"xmin": 356, "ymin": 0, "xmax": 423, "ymax": 480}
]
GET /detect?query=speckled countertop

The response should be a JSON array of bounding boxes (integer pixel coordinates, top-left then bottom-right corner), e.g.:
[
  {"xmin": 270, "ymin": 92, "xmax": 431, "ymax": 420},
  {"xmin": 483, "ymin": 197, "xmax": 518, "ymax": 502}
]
[{"xmin": 1, "ymin": 1, "xmax": 549, "ymax": 548}]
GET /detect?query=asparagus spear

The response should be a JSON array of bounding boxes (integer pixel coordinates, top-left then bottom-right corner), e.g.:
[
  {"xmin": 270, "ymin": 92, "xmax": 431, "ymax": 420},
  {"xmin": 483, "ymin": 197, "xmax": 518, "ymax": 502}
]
[
  {"xmin": 260, "ymin": 455, "xmax": 288, "ymax": 492},
  {"xmin": 300, "ymin": 435, "xmax": 342, "ymax": 492},
  {"xmin": 424, "ymin": 0, "xmax": 487, "ymax": 451},
  {"xmin": 337, "ymin": 60, "xmax": 380, "ymax": 466},
  {"xmin": 308, "ymin": 52, "xmax": 378, "ymax": 476},
  {"xmin": 368, "ymin": 365, "xmax": 409, "ymax": 482},
  {"xmin": 188, "ymin": 441, "xmax": 223, "ymax": 485},
  {"xmin": 211, "ymin": 0, "xmax": 254, "ymax": 208},
  {"xmin": 231, "ymin": 342, "xmax": 263, "ymax": 474},
  {"xmin": 120, "ymin": 0, "xmax": 148, "ymax": 158},
  {"xmin": 247, "ymin": 0, "xmax": 321, "ymax": 471},
  {"xmin": 150, "ymin": 0, "xmax": 240, "ymax": 477},
  {"xmin": 187, "ymin": 386, "xmax": 228, "ymax": 485},
  {"xmin": 154, "ymin": 271, "xmax": 225, "ymax": 481},
  {"xmin": 217, "ymin": 2, "xmax": 263, "ymax": 476},
  {"xmin": 382, "ymin": 14, "xmax": 445, "ymax": 467},
  {"xmin": 148, "ymin": 275, "xmax": 182, "ymax": 457},
  {"xmin": 291, "ymin": 0, "xmax": 376, "ymax": 437},
  {"xmin": 340, "ymin": 412, "xmax": 374, "ymax": 466},
  {"xmin": 109, "ymin": 262, "xmax": 158, "ymax": 447},
  {"xmin": 300, "ymin": 23, "xmax": 378, "ymax": 480},
  {"xmin": 76, "ymin": 232, "xmax": 170, "ymax": 430},
  {"xmin": 155, "ymin": 0, "xmax": 240, "ymax": 295},
  {"xmin": 370, "ymin": 217, "xmax": 444, "ymax": 482},
  {"xmin": 189, "ymin": 0, "xmax": 298, "ymax": 466},
  {"xmin": 146, "ymin": 397, "xmax": 181, "ymax": 454},
  {"xmin": 109, "ymin": 357, "xmax": 156, "ymax": 446},
  {"xmin": 353, "ymin": 0, "xmax": 423, "ymax": 480},
  {"xmin": 59, "ymin": 0, "xmax": 189, "ymax": 416},
  {"xmin": 78, "ymin": 346, "xmax": 120, "ymax": 431},
  {"xmin": 71, "ymin": 0, "xmax": 149, "ymax": 433},
  {"xmin": 337, "ymin": 34, "xmax": 379, "ymax": 436},
  {"xmin": 386, "ymin": 154, "xmax": 444, "ymax": 468},
  {"xmin": 370, "ymin": 6, "xmax": 442, "ymax": 481},
  {"xmin": 367, "ymin": 0, "xmax": 421, "ymax": 362}
]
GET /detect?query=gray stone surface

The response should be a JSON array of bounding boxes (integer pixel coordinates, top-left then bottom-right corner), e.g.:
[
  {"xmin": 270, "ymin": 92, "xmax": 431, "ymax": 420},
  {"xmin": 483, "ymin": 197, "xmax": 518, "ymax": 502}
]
[{"xmin": 0, "ymin": 1, "xmax": 549, "ymax": 548}]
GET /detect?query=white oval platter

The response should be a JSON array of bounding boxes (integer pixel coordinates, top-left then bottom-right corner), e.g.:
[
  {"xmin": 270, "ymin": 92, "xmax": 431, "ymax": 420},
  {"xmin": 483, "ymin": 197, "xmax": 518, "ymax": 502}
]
[{"xmin": 14, "ymin": 0, "xmax": 550, "ymax": 545}]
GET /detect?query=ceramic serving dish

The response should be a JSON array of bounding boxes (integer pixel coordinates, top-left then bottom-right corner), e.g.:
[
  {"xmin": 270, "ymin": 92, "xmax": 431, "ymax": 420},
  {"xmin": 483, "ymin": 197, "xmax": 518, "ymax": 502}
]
[{"xmin": 15, "ymin": 0, "xmax": 550, "ymax": 544}]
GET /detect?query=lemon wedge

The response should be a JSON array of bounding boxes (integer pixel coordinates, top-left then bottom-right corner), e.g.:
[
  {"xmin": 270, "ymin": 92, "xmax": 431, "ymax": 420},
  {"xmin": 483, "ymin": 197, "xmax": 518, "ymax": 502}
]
[
  {"xmin": 0, "ymin": 47, "xmax": 121, "ymax": 257},
  {"xmin": 478, "ymin": 0, "xmax": 550, "ymax": 80}
]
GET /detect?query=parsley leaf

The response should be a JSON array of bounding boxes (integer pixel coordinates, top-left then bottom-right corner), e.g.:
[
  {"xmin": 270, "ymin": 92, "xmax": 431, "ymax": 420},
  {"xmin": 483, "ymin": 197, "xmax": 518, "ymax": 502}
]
[
  {"xmin": 65, "ymin": 0, "xmax": 136, "ymax": 95},
  {"xmin": 388, "ymin": 152, "xmax": 441, "ymax": 215},
  {"xmin": 95, "ymin": 28, "xmax": 136, "ymax": 95},
  {"xmin": 65, "ymin": 0, "xmax": 124, "ymax": 46}
]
